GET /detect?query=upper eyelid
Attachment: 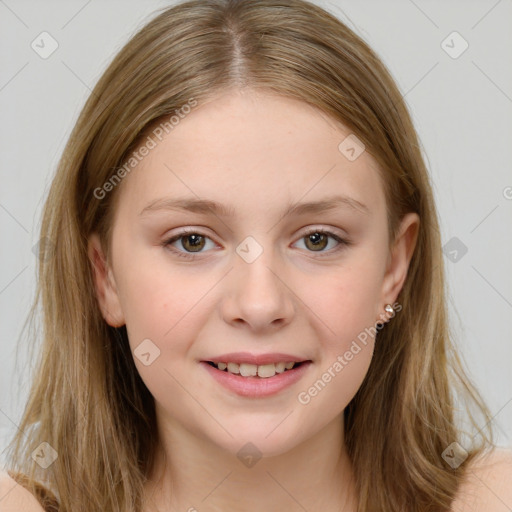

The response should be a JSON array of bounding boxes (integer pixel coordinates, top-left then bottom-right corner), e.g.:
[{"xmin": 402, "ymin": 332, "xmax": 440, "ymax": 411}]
[
  {"xmin": 165, "ymin": 226, "xmax": 347, "ymax": 249},
  {"xmin": 166, "ymin": 225, "xmax": 345, "ymax": 239}
]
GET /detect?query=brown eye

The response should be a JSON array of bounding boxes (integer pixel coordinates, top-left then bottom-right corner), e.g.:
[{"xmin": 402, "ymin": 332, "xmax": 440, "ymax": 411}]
[
  {"xmin": 304, "ymin": 232, "xmax": 329, "ymax": 251},
  {"xmin": 293, "ymin": 229, "xmax": 350, "ymax": 256},
  {"xmin": 163, "ymin": 229, "xmax": 217, "ymax": 259},
  {"xmin": 179, "ymin": 233, "xmax": 205, "ymax": 252}
]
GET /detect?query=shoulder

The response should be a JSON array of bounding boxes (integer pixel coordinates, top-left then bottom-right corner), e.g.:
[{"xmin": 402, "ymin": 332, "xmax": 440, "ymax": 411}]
[
  {"xmin": 0, "ymin": 470, "xmax": 45, "ymax": 512},
  {"xmin": 451, "ymin": 448, "xmax": 512, "ymax": 512}
]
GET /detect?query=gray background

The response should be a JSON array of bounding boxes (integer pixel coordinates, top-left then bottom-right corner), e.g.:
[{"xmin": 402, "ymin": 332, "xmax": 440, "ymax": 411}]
[{"xmin": 1, "ymin": 0, "xmax": 511, "ymax": 465}]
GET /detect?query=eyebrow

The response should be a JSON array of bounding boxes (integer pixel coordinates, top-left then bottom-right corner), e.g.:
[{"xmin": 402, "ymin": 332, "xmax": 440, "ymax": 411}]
[{"xmin": 139, "ymin": 194, "xmax": 371, "ymax": 218}]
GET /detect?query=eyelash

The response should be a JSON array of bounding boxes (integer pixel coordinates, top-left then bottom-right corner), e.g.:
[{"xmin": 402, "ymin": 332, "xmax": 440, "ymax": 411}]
[{"xmin": 162, "ymin": 227, "xmax": 351, "ymax": 261}]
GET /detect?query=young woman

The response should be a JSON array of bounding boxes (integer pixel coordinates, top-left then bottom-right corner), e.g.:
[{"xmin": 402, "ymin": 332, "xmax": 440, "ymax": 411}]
[{"xmin": 2, "ymin": 0, "xmax": 511, "ymax": 511}]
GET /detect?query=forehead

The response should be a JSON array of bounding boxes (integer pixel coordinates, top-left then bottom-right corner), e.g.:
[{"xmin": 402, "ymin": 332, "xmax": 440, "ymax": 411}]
[{"xmin": 115, "ymin": 90, "xmax": 386, "ymax": 221}]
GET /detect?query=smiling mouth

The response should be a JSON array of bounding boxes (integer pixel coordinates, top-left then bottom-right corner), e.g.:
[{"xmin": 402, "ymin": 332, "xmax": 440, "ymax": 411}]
[{"xmin": 205, "ymin": 361, "xmax": 308, "ymax": 378}]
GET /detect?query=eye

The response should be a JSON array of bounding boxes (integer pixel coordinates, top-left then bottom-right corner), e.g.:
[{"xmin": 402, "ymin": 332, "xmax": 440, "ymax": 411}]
[
  {"xmin": 162, "ymin": 227, "xmax": 351, "ymax": 261},
  {"xmin": 292, "ymin": 228, "xmax": 350, "ymax": 256},
  {"xmin": 163, "ymin": 228, "xmax": 217, "ymax": 260}
]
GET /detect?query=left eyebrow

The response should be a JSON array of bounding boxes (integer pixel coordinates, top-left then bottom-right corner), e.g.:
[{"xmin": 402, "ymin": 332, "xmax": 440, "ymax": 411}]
[
  {"xmin": 139, "ymin": 194, "xmax": 371, "ymax": 218},
  {"xmin": 283, "ymin": 195, "xmax": 371, "ymax": 217}
]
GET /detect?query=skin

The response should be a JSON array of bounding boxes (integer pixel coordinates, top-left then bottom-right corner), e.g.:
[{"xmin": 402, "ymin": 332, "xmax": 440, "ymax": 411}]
[{"xmin": 88, "ymin": 88, "xmax": 420, "ymax": 511}]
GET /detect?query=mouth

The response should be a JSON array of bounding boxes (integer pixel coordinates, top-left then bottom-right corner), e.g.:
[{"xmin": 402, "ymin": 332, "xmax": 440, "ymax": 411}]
[
  {"xmin": 205, "ymin": 360, "xmax": 308, "ymax": 378},
  {"xmin": 200, "ymin": 356, "xmax": 313, "ymax": 398}
]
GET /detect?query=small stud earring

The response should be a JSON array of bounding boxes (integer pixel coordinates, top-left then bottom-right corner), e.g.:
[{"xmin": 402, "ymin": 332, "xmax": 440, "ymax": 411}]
[{"xmin": 376, "ymin": 304, "xmax": 395, "ymax": 330}]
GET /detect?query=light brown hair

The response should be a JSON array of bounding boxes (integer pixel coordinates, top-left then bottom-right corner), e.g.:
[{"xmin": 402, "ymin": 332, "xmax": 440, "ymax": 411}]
[{"xmin": 5, "ymin": 0, "xmax": 493, "ymax": 510}]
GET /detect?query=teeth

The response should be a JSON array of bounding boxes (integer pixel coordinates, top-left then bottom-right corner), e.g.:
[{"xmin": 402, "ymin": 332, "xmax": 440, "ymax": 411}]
[
  {"xmin": 257, "ymin": 364, "xmax": 277, "ymax": 378},
  {"xmin": 213, "ymin": 361, "xmax": 299, "ymax": 378},
  {"xmin": 275, "ymin": 362, "xmax": 286, "ymax": 373},
  {"xmin": 227, "ymin": 362, "xmax": 240, "ymax": 374},
  {"xmin": 239, "ymin": 363, "xmax": 257, "ymax": 377}
]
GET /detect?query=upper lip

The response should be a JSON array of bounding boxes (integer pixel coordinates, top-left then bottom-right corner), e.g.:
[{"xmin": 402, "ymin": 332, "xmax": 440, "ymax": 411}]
[{"xmin": 203, "ymin": 352, "xmax": 310, "ymax": 365}]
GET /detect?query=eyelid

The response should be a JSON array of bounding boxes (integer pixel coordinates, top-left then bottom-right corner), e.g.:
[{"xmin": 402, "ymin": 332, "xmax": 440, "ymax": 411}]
[
  {"xmin": 293, "ymin": 226, "xmax": 351, "ymax": 257},
  {"xmin": 163, "ymin": 227, "xmax": 219, "ymax": 260},
  {"xmin": 297, "ymin": 225, "xmax": 346, "ymax": 239}
]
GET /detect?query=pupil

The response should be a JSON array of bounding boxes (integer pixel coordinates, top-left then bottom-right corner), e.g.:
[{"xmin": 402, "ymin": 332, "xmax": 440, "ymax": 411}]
[
  {"xmin": 184, "ymin": 234, "xmax": 204, "ymax": 251},
  {"xmin": 307, "ymin": 232, "xmax": 327, "ymax": 251}
]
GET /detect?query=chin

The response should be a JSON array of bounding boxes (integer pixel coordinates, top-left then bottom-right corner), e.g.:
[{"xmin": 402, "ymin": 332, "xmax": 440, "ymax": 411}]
[
  {"xmin": 217, "ymin": 435, "xmax": 300, "ymax": 461},
  {"xmin": 206, "ymin": 416, "xmax": 308, "ymax": 460}
]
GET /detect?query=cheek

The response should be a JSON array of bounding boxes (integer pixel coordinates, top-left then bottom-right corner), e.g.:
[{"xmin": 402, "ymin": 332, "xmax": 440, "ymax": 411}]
[
  {"xmin": 296, "ymin": 345, "xmax": 373, "ymax": 435},
  {"xmin": 303, "ymin": 257, "xmax": 383, "ymax": 347},
  {"xmin": 293, "ymin": 256, "xmax": 383, "ymax": 412},
  {"xmin": 115, "ymin": 250, "xmax": 210, "ymax": 362},
  {"xmin": 295, "ymin": 273, "xmax": 378, "ymax": 422},
  {"xmin": 116, "ymin": 262, "xmax": 211, "ymax": 411}
]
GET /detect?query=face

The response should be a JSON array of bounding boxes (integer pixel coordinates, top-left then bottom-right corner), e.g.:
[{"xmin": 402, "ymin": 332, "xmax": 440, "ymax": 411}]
[{"xmin": 89, "ymin": 89, "xmax": 418, "ymax": 458}]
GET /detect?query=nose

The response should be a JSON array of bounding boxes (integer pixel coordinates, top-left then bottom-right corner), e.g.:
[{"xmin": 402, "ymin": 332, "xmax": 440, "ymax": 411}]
[{"xmin": 221, "ymin": 247, "xmax": 295, "ymax": 333}]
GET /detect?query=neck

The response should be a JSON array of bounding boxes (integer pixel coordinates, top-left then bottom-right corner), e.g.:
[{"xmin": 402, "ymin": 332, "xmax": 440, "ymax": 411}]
[{"xmin": 144, "ymin": 412, "xmax": 358, "ymax": 512}]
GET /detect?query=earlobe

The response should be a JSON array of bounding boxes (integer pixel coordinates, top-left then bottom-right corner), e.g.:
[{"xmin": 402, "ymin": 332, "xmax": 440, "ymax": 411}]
[
  {"xmin": 87, "ymin": 233, "xmax": 125, "ymax": 328},
  {"xmin": 380, "ymin": 212, "xmax": 420, "ymax": 307}
]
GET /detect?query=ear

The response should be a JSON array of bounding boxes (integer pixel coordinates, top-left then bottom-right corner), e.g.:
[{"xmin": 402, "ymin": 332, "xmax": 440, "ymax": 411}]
[
  {"xmin": 380, "ymin": 212, "xmax": 420, "ymax": 308},
  {"xmin": 87, "ymin": 233, "xmax": 125, "ymax": 327}
]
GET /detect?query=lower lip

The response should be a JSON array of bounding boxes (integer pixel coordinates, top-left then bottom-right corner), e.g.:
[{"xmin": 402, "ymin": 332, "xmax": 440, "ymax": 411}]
[{"xmin": 200, "ymin": 361, "xmax": 312, "ymax": 398}]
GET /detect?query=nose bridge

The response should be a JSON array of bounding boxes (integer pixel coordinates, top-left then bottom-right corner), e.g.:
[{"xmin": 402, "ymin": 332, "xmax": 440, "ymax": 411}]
[{"xmin": 224, "ymin": 235, "xmax": 294, "ymax": 329}]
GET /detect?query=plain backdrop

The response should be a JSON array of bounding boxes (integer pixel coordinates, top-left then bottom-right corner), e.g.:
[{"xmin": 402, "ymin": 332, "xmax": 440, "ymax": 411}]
[{"xmin": 1, "ymin": 0, "xmax": 511, "ymax": 465}]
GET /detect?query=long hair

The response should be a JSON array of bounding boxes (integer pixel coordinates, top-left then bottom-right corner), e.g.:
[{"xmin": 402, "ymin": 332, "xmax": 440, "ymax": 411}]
[{"xmin": 4, "ymin": 0, "xmax": 493, "ymax": 510}]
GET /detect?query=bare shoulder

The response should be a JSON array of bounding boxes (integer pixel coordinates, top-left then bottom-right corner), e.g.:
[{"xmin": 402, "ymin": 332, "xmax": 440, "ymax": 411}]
[
  {"xmin": 451, "ymin": 448, "xmax": 512, "ymax": 512},
  {"xmin": 0, "ymin": 470, "xmax": 45, "ymax": 512}
]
